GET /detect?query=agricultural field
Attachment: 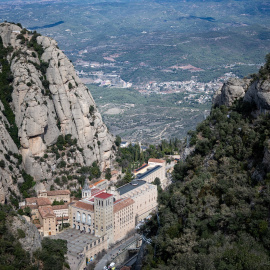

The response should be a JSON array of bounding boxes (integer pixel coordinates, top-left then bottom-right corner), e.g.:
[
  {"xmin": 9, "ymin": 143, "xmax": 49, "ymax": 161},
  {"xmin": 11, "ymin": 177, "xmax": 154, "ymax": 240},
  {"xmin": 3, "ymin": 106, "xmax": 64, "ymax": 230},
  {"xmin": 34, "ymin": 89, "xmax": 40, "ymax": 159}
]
[
  {"xmin": 1, "ymin": 0, "xmax": 270, "ymax": 142},
  {"xmin": 89, "ymin": 85, "xmax": 210, "ymax": 144}
]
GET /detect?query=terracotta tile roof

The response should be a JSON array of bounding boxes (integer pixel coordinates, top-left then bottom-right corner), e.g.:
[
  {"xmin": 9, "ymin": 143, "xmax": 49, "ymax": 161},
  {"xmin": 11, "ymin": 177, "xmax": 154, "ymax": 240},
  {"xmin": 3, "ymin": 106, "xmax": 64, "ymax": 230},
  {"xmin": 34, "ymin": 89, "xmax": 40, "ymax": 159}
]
[
  {"xmin": 74, "ymin": 201, "xmax": 94, "ymax": 212},
  {"xmin": 89, "ymin": 179, "xmax": 106, "ymax": 188},
  {"xmin": 95, "ymin": 192, "xmax": 112, "ymax": 200},
  {"xmin": 52, "ymin": 204, "xmax": 69, "ymax": 210},
  {"xmin": 134, "ymin": 163, "xmax": 148, "ymax": 173},
  {"xmin": 114, "ymin": 198, "xmax": 134, "ymax": 213},
  {"xmin": 39, "ymin": 206, "xmax": 56, "ymax": 219},
  {"xmin": 34, "ymin": 224, "xmax": 42, "ymax": 229},
  {"xmin": 148, "ymin": 158, "xmax": 165, "ymax": 164},
  {"xmin": 37, "ymin": 197, "xmax": 51, "ymax": 206},
  {"xmin": 47, "ymin": 190, "xmax": 70, "ymax": 196},
  {"xmin": 22, "ymin": 205, "xmax": 38, "ymax": 210},
  {"xmin": 56, "ymin": 216, "xmax": 69, "ymax": 221},
  {"xmin": 26, "ymin": 197, "xmax": 38, "ymax": 204}
]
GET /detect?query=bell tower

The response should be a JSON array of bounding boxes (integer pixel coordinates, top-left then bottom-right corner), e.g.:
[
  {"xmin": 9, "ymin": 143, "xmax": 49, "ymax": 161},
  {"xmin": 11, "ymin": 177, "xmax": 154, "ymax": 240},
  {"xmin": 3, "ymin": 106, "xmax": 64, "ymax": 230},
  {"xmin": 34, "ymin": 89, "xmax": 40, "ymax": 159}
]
[{"xmin": 82, "ymin": 179, "xmax": 91, "ymax": 199}]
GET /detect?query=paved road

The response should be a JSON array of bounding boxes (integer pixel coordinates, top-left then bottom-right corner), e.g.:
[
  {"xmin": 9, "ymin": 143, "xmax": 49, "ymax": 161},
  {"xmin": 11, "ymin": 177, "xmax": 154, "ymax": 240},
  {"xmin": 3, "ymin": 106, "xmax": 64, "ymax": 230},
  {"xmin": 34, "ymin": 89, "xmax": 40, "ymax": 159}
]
[{"xmin": 94, "ymin": 234, "xmax": 140, "ymax": 270}]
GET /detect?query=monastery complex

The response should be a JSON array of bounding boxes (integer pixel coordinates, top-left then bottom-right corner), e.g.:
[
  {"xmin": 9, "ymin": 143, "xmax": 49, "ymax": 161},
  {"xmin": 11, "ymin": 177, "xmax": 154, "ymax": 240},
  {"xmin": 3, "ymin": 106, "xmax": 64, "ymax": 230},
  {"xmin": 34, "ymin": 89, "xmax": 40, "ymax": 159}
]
[{"xmin": 19, "ymin": 158, "xmax": 166, "ymax": 264}]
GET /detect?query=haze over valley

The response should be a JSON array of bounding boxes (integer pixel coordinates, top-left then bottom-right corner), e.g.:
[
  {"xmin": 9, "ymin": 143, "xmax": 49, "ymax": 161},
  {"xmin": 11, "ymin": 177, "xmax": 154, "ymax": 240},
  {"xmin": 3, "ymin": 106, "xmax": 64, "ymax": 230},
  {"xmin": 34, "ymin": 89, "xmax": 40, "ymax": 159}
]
[{"xmin": 1, "ymin": 0, "xmax": 270, "ymax": 143}]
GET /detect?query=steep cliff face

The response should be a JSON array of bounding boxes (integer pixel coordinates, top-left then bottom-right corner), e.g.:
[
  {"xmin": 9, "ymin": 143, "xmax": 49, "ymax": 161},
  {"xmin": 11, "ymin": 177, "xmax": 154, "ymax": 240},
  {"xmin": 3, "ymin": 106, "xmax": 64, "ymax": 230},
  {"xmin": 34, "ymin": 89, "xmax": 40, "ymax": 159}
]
[
  {"xmin": 244, "ymin": 79, "xmax": 270, "ymax": 111},
  {"xmin": 213, "ymin": 78, "xmax": 251, "ymax": 107},
  {"xmin": 0, "ymin": 22, "xmax": 115, "ymax": 201},
  {"xmin": 213, "ymin": 56, "xmax": 270, "ymax": 111}
]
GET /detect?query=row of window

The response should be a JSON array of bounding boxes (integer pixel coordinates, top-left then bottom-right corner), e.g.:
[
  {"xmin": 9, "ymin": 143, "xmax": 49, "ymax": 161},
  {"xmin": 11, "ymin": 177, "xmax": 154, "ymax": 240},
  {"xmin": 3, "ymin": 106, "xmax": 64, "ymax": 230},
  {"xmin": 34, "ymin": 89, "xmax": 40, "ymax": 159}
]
[{"xmin": 75, "ymin": 211, "xmax": 92, "ymax": 225}]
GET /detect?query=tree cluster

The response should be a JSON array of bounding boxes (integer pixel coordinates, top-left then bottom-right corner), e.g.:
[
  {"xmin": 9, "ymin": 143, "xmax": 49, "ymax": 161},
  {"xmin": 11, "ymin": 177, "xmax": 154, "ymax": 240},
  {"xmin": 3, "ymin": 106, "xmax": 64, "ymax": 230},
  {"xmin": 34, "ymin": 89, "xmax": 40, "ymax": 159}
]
[{"xmin": 143, "ymin": 99, "xmax": 270, "ymax": 269}]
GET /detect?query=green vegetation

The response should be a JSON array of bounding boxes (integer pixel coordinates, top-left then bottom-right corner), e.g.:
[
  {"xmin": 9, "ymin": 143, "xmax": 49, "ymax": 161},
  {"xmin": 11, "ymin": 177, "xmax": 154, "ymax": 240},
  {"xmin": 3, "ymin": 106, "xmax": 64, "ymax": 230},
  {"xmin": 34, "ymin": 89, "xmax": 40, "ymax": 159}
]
[
  {"xmin": 105, "ymin": 168, "xmax": 112, "ymax": 180},
  {"xmin": 19, "ymin": 170, "xmax": 36, "ymax": 199},
  {"xmin": 0, "ymin": 204, "xmax": 36, "ymax": 269},
  {"xmin": 142, "ymin": 98, "xmax": 270, "ymax": 269},
  {"xmin": 17, "ymin": 228, "xmax": 26, "ymax": 239},
  {"xmin": 35, "ymin": 238, "xmax": 68, "ymax": 270},
  {"xmin": 258, "ymin": 53, "xmax": 270, "ymax": 80},
  {"xmin": 89, "ymin": 85, "xmax": 209, "ymax": 144},
  {"xmin": 28, "ymin": 32, "xmax": 44, "ymax": 59},
  {"xmin": 77, "ymin": 161, "xmax": 101, "ymax": 181},
  {"xmin": 116, "ymin": 139, "xmax": 181, "ymax": 172},
  {"xmin": 56, "ymin": 134, "xmax": 77, "ymax": 150},
  {"xmin": 3, "ymin": 218, "xmax": 68, "ymax": 268},
  {"xmin": 52, "ymin": 199, "xmax": 65, "ymax": 206},
  {"xmin": 0, "ymin": 37, "xmax": 19, "ymax": 147}
]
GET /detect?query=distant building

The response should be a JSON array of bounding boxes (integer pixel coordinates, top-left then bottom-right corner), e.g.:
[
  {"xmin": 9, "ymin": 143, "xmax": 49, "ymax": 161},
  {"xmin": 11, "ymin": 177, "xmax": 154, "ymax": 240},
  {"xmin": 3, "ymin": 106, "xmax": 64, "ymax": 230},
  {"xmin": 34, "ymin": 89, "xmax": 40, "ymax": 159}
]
[
  {"xmin": 120, "ymin": 141, "xmax": 129, "ymax": 148},
  {"xmin": 21, "ymin": 191, "xmax": 70, "ymax": 236},
  {"xmin": 37, "ymin": 189, "xmax": 71, "ymax": 203},
  {"xmin": 70, "ymin": 178, "xmax": 157, "ymax": 246},
  {"xmin": 20, "ymin": 176, "xmax": 158, "ymax": 265},
  {"xmin": 113, "ymin": 180, "xmax": 157, "ymax": 223},
  {"xmin": 134, "ymin": 158, "xmax": 166, "ymax": 185}
]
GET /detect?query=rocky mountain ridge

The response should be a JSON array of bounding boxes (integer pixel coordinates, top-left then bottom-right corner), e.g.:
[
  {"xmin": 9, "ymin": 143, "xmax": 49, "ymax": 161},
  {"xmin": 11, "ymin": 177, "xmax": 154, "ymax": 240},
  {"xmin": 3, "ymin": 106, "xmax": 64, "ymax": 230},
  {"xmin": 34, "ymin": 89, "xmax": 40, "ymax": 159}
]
[
  {"xmin": 213, "ymin": 54, "xmax": 270, "ymax": 111},
  {"xmin": 0, "ymin": 22, "xmax": 115, "ymax": 204}
]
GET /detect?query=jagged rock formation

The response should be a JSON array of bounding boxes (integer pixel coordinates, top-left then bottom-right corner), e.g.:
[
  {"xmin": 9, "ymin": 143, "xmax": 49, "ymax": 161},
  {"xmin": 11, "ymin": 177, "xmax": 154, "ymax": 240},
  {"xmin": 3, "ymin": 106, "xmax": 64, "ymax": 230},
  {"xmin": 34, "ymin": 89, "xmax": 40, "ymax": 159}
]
[
  {"xmin": 244, "ymin": 79, "xmax": 270, "ymax": 111},
  {"xmin": 214, "ymin": 56, "xmax": 270, "ymax": 111},
  {"xmin": 213, "ymin": 78, "xmax": 251, "ymax": 107},
  {"xmin": 0, "ymin": 22, "xmax": 115, "ymax": 202}
]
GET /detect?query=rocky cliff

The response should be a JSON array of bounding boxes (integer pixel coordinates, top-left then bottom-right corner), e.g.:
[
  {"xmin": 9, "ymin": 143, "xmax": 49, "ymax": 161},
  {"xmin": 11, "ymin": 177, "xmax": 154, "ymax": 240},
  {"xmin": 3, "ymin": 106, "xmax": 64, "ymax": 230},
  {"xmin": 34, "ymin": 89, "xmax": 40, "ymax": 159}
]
[
  {"xmin": 213, "ymin": 77, "xmax": 251, "ymax": 107},
  {"xmin": 0, "ymin": 22, "xmax": 115, "ymax": 203},
  {"xmin": 213, "ymin": 55, "xmax": 270, "ymax": 110}
]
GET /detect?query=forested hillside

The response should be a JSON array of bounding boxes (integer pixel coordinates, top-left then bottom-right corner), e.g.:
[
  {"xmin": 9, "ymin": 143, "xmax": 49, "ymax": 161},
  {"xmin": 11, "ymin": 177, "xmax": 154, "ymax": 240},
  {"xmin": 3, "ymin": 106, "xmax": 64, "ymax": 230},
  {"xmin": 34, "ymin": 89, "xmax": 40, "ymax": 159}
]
[{"xmin": 142, "ymin": 59, "xmax": 270, "ymax": 269}]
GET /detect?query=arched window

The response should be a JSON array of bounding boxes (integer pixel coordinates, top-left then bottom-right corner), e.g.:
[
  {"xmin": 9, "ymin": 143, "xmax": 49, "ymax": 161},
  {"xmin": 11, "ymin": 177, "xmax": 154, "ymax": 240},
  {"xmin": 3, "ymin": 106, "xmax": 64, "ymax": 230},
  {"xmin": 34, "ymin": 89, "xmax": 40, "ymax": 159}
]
[
  {"xmin": 88, "ymin": 228, "xmax": 91, "ymax": 233},
  {"xmin": 82, "ymin": 213, "xmax": 86, "ymax": 223},
  {"xmin": 87, "ymin": 214, "xmax": 91, "ymax": 225},
  {"xmin": 77, "ymin": 225, "xmax": 80, "ymax": 230},
  {"xmin": 76, "ymin": 211, "xmax": 81, "ymax": 222},
  {"xmin": 83, "ymin": 226, "xmax": 85, "ymax": 231},
  {"xmin": 73, "ymin": 224, "xmax": 76, "ymax": 228}
]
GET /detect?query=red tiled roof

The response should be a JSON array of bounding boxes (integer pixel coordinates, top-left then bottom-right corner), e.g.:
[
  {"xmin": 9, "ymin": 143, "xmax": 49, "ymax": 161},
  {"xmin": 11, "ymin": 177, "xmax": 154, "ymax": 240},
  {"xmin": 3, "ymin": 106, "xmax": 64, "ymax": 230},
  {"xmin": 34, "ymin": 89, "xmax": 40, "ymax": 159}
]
[
  {"xmin": 89, "ymin": 179, "xmax": 106, "ymax": 188},
  {"xmin": 114, "ymin": 198, "xmax": 134, "ymax": 213},
  {"xmin": 56, "ymin": 216, "xmax": 69, "ymax": 221},
  {"xmin": 134, "ymin": 163, "xmax": 148, "ymax": 173},
  {"xmin": 148, "ymin": 158, "xmax": 165, "ymax": 164},
  {"xmin": 52, "ymin": 204, "xmax": 69, "ymax": 210},
  {"xmin": 39, "ymin": 206, "xmax": 55, "ymax": 219},
  {"xmin": 21, "ymin": 205, "xmax": 38, "ymax": 210},
  {"xmin": 74, "ymin": 201, "xmax": 94, "ymax": 212},
  {"xmin": 95, "ymin": 192, "xmax": 112, "ymax": 200},
  {"xmin": 37, "ymin": 197, "xmax": 51, "ymax": 206},
  {"xmin": 47, "ymin": 190, "xmax": 70, "ymax": 196},
  {"xmin": 25, "ymin": 197, "xmax": 38, "ymax": 204}
]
